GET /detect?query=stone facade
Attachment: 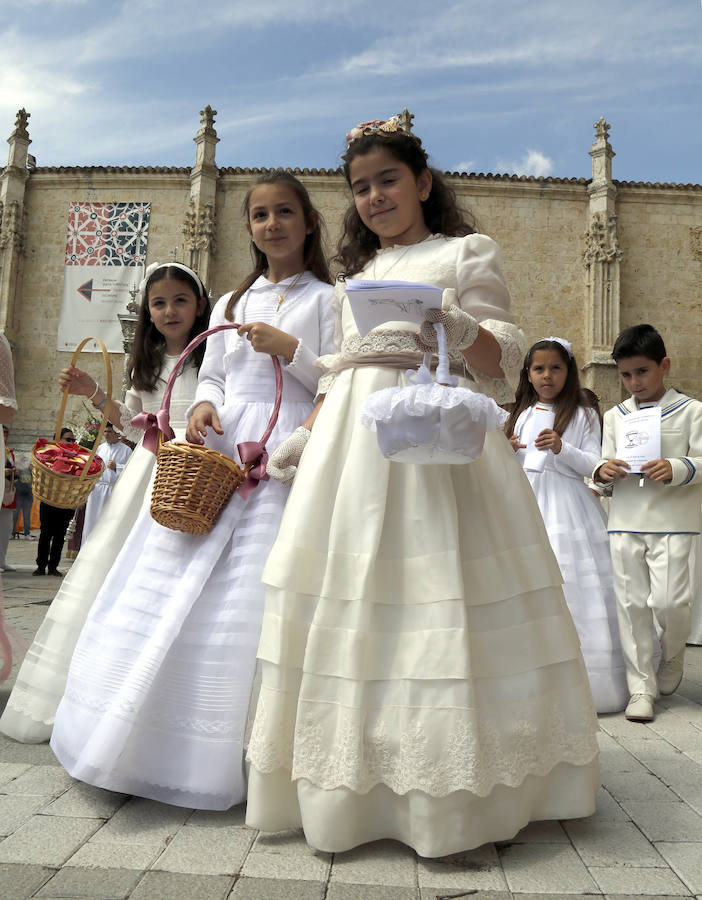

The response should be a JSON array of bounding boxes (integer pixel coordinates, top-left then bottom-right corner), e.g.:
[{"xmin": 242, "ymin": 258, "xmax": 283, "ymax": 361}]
[{"xmin": 1, "ymin": 108, "xmax": 701, "ymax": 448}]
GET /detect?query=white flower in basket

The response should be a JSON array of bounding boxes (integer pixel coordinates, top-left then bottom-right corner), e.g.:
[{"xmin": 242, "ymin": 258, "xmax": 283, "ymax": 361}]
[{"xmin": 360, "ymin": 322, "xmax": 507, "ymax": 465}]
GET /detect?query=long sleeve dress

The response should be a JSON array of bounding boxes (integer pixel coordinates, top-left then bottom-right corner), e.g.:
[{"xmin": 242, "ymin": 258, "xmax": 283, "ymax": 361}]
[
  {"xmin": 514, "ymin": 403, "xmax": 628, "ymax": 712},
  {"xmin": 0, "ymin": 357, "xmax": 199, "ymax": 740},
  {"xmin": 49, "ymin": 273, "xmax": 335, "ymax": 809},
  {"xmin": 245, "ymin": 234, "xmax": 600, "ymax": 857}
]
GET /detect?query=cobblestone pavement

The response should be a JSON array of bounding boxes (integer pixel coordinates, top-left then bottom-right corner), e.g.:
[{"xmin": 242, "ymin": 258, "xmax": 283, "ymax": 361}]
[{"xmin": 1, "ymin": 537, "xmax": 702, "ymax": 899}]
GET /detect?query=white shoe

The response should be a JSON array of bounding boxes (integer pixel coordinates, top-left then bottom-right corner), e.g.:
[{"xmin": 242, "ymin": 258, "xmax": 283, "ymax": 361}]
[
  {"xmin": 658, "ymin": 650, "xmax": 685, "ymax": 695},
  {"xmin": 625, "ymin": 693, "xmax": 654, "ymax": 722},
  {"xmin": 0, "ymin": 564, "xmax": 15, "ymax": 572}
]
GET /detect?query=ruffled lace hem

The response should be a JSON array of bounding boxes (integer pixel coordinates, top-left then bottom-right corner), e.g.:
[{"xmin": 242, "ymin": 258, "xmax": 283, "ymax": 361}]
[
  {"xmin": 247, "ymin": 686, "xmax": 599, "ymax": 799},
  {"xmin": 0, "ymin": 683, "xmax": 54, "ymax": 726},
  {"xmin": 360, "ymin": 382, "xmax": 507, "ymax": 426},
  {"xmin": 360, "ymin": 382, "xmax": 508, "ymax": 464}
]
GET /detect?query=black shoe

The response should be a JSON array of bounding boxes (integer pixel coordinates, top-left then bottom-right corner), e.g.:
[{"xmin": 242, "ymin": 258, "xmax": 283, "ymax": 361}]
[
  {"xmin": 47, "ymin": 568, "xmax": 63, "ymax": 577},
  {"xmin": 32, "ymin": 567, "xmax": 46, "ymax": 576}
]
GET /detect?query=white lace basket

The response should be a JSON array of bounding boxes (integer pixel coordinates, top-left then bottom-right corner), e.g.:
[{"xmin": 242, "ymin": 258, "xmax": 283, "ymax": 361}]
[{"xmin": 360, "ymin": 323, "xmax": 507, "ymax": 465}]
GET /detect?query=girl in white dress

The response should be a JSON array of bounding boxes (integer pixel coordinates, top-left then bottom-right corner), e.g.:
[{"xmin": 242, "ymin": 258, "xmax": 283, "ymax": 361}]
[
  {"xmin": 0, "ymin": 262, "xmax": 210, "ymax": 740},
  {"xmin": 505, "ymin": 338, "xmax": 628, "ymax": 713},
  {"xmin": 49, "ymin": 172, "xmax": 335, "ymax": 810},
  {"xmin": 245, "ymin": 117, "xmax": 600, "ymax": 857}
]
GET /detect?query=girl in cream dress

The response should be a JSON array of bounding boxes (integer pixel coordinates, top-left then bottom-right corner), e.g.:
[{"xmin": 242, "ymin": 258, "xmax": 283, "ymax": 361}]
[{"xmin": 245, "ymin": 118, "xmax": 599, "ymax": 856}]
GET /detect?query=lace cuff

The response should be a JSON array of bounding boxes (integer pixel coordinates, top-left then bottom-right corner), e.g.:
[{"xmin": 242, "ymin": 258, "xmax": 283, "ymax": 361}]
[
  {"xmin": 114, "ymin": 400, "xmax": 148, "ymax": 443},
  {"xmin": 464, "ymin": 320, "xmax": 526, "ymax": 405},
  {"xmin": 315, "ymin": 352, "xmax": 341, "ymax": 400}
]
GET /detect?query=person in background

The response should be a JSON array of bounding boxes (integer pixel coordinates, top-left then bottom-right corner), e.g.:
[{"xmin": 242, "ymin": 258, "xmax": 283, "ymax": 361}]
[
  {"xmin": 82, "ymin": 423, "xmax": 132, "ymax": 541},
  {"xmin": 34, "ymin": 427, "xmax": 76, "ymax": 577},
  {"xmin": 594, "ymin": 324, "xmax": 702, "ymax": 722},
  {"xmin": 1, "ymin": 426, "xmax": 17, "ymax": 572},
  {"xmin": 12, "ymin": 450, "xmax": 34, "ymax": 540}
]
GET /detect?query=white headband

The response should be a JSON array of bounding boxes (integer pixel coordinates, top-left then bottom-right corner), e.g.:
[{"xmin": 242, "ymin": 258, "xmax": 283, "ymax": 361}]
[
  {"xmin": 138, "ymin": 261, "xmax": 206, "ymax": 302},
  {"xmin": 544, "ymin": 336, "xmax": 573, "ymax": 358}
]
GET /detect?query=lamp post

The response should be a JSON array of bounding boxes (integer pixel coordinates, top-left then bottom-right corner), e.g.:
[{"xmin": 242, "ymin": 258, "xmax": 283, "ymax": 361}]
[{"xmin": 117, "ymin": 283, "xmax": 140, "ymax": 394}]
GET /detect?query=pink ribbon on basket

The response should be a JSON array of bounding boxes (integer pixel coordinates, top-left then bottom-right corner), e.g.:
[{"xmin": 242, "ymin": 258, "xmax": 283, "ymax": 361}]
[
  {"xmin": 237, "ymin": 440, "xmax": 270, "ymax": 499},
  {"xmin": 130, "ymin": 410, "xmax": 175, "ymax": 454}
]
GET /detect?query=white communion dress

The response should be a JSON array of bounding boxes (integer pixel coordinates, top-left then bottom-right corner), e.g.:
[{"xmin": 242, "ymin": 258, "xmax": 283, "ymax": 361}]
[
  {"xmin": 245, "ymin": 235, "xmax": 600, "ymax": 857},
  {"xmin": 50, "ymin": 273, "xmax": 335, "ymax": 809},
  {"xmin": 0, "ymin": 355, "xmax": 198, "ymax": 742},
  {"xmin": 514, "ymin": 403, "xmax": 628, "ymax": 713}
]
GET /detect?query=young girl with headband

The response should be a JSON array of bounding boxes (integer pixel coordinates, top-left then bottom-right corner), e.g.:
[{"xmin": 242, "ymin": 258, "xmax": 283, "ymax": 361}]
[
  {"xmin": 49, "ymin": 172, "xmax": 336, "ymax": 810},
  {"xmin": 245, "ymin": 117, "xmax": 599, "ymax": 856},
  {"xmin": 505, "ymin": 337, "xmax": 628, "ymax": 713},
  {"xmin": 0, "ymin": 262, "xmax": 210, "ymax": 742}
]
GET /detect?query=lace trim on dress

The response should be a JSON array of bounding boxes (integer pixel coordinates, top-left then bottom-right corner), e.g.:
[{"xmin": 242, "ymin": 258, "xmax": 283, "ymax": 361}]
[
  {"xmin": 463, "ymin": 320, "xmax": 527, "ymax": 405},
  {"xmin": 1, "ymin": 683, "xmax": 54, "ymax": 725},
  {"xmin": 247, "ymin": 687, "xmax": 599, "ymax": 798},
  {"xmin": 62, "ymin": 685, "xmax": 245, "ymax": 737},
  {"xmin": 286, "ymin": 337, "xmax": 305, "ymax": 369},
  {"xmin": 114, "ymin": 400, "xmax": 147, "ymax": 444}
]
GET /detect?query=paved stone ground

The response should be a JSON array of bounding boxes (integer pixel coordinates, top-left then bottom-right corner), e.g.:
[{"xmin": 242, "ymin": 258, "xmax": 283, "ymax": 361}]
[{"xmin": 1, "ymin": 537, "xmax": 702, "ymax": 900}]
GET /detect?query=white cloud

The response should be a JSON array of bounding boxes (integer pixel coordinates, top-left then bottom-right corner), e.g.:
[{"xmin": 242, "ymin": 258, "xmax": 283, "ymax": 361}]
[
  {"xmin": 496, "ymin": 150, "xmax": 554, "ymax": 178},
  {"xmin": 452, "ymin": 160, "xmax": 475, "ymax": 174}
]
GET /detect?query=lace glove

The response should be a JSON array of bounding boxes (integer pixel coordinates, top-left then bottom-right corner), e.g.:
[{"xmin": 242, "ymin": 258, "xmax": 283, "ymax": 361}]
[
  {"xmin": 266, "ymin": 426, "xmax": 311, "ymax": 486},
  {"xmin": 418, "ymin": 291, "xmax": 479, "ymax": 352}
]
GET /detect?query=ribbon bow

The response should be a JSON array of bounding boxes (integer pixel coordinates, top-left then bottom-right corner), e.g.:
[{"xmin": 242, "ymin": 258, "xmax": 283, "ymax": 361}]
[
  {"xmin": 130, "ymin": 410, "xmax": 175, "ymax": 454},
  {"xmin": 237, "ymin": 440, "xmax": 270, "ymax": 499}
]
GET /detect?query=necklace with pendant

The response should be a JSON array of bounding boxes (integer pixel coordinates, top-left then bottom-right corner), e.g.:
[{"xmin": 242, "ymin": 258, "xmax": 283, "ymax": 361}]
[
  {"xmin": 276, "ymin": 271, "xmax": 305, "ymax": 308},
  {"xmin": 370, "ymin": 232, "xmax": 432, "ymax": 280}
]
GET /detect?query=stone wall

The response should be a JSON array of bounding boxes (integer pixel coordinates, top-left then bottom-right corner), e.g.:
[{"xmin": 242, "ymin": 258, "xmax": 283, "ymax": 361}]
[{"xmin": 1, "ymin": 109, "xmax": 701, "ymax": 449}]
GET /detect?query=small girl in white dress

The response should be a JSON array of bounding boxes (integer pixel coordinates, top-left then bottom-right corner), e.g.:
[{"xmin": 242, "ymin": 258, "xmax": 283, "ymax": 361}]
[
  {"xmin": 49, "ymin": 173, "xmax": 335, "ymax": 809},
  {"xmin": 245, "ymin": 117, "xmax": 599, "ymax": 857},
  {"xmin": 505, "ymin": 337, "xmax": 628, "ymax": 713},
  {"xmin": 0, "ymin": 261, "xmax": 210, "ymax": 741}
]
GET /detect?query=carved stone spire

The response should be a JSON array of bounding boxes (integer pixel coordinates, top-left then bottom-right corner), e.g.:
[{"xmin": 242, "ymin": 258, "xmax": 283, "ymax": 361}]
[
  {"xmin": 398, "ymin": 108, "xmax": 414, "ymax": 134},
  {"xmin": 198, "ymin": 105, "xmax": 218, "ymax": 140},
  {"xmin": 582, "ymin": 117, "xmax": 621, "ymax": 407},
  {"xmin": 0, "ymin": 110, "xmax": 31, "ymax": 336},
  {"xmin": 589, "ymin": 115, "xmax": 615, "ymax": 190},
  {"xmin": 11, "ymin": 109, "xmax": 31, "ymax": 142},
  {"xmin": 187, "ymin": 106, "xmax": 219, "ymax": 290}
]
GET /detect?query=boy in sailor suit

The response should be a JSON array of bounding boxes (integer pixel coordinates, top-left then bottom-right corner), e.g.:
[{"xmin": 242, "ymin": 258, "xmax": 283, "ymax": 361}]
[{"xmin": 595, "ymin": 324, "xmax": 702, "ymax": 722}]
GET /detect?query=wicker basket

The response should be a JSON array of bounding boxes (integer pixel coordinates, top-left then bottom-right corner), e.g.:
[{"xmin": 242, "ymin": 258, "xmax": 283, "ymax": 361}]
[
  {"xmin": 148, "ymin": 323, "xmax": 283, "ymax": 535},
  {"xmin": 31, "ymin": 337, "xmax": 112, "ymax": 510}
]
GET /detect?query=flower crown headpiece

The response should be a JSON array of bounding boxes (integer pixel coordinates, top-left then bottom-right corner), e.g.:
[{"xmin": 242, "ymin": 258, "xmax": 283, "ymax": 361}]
[
  {"xmin": 544, "ymin": 336, "xmax": 573, "ymax": 359},
  {"xmin": 345, "ymin": 114, "xmax": 412, "ymax": 147},
  {"xmin": 138, "ymin": 261, "xmax": 206, "ymax": 303}
]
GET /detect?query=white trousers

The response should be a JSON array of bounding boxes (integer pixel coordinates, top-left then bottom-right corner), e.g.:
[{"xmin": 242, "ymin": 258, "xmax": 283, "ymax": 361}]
[{"xmin": 610, "ymin": 532, "xmax": 693, "ymax": 697}]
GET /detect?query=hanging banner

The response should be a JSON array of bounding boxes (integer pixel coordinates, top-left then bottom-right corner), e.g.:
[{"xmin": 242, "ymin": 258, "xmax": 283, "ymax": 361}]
[{"xmin": 57, "ymin": 201, "xmax": 150, "ymax": 352}]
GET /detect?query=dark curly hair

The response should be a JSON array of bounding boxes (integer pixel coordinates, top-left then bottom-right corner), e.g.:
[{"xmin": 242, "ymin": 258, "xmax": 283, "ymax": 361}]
[
  {"xmin": 335, "ymin": 130, "xmax": 477, "ymax": 277},
  {"xmin": 225, "ymin": 170, "xmax": 332, "ymax": 320},
  {"xmin": 129, "ymin": 265, "xmax": 210, "ymax": 392}
]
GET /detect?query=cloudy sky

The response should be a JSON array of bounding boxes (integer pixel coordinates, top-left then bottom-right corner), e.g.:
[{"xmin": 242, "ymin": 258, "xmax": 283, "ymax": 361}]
[{"xmin": 1, "ymin": 0, "xmax": 700, "ymax": 183}]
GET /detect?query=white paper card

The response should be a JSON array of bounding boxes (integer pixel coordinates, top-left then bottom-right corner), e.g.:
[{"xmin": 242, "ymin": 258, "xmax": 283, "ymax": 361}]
[
  {"xmin": 615, "ymin": 406, "xmax": 662, "ymax": 473},
  {"xmin": 522, "ymin": 406, "xmax": 556, "ymax": 472},
  {"xmin": 345, "ymin": 279, "xmax": 443, "ymax": 337}
]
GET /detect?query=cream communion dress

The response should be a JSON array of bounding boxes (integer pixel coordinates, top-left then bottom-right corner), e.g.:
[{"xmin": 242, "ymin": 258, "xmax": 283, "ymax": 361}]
[
  {"xmin": 514, "ymin": 403, "xmax": 628, "ymax": 712},
  {"xmin": 245, "ymin": 234, "xmax": 600, "ymax": 857},
  {"xmin": 0, "ymin": 355, "xmax": 198, "ymax": 742},
  {"xmin": 49, "ymin": 273, "xmax": 335, "ymax": 809}
]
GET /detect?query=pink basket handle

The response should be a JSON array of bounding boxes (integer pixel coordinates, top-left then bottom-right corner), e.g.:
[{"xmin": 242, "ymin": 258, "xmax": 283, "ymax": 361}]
[{"xmin": 133, "ymin": 323, "xmax": 283, "ymax": 457}]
